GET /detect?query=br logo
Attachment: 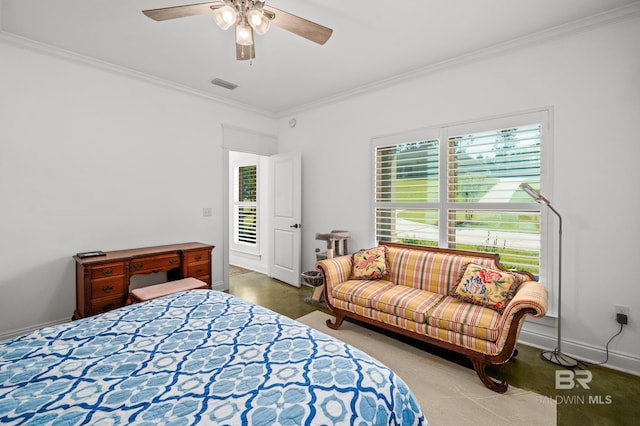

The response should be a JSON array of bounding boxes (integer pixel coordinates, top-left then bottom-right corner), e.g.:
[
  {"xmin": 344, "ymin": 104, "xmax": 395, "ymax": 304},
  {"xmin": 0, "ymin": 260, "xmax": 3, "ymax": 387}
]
[{"xmin": 555, "ymin": 370, "xmax": 592, "ymax": 389}]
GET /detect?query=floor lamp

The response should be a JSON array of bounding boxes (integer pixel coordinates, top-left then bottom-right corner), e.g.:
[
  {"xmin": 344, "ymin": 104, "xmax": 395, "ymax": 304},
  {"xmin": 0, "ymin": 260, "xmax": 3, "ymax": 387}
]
[{"xmin": 520, "ymin": 183, "xmax": 578, "ymax": 367}]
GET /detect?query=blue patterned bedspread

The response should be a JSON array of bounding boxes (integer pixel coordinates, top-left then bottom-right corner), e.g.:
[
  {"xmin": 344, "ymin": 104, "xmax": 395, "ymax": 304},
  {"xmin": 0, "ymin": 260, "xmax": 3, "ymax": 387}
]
[{"xmin": 0, "ymin": 290, "xmax": 425, "ymax": 425}]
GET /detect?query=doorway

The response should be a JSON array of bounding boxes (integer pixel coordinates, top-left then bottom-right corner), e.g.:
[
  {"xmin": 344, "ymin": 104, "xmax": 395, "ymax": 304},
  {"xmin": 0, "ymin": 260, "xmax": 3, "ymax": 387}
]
[
  {"xmin": 227, "ymin": 151, "xmax": 302, "ymax": 287},
  {"xmin": 221, "ymin": 125, "xmax": 301, "ymax": 290}
]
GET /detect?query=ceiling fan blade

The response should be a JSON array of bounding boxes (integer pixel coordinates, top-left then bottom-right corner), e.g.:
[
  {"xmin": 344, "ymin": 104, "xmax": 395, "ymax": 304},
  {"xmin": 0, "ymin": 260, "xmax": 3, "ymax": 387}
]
[
  {"xmin": 236, "ymin": 43, "xmax": 256, "ymax": 61},
  {"xmin": 263, "ymin": 5, "xmax": 332, "ymax": 45},
  {"xmin": 142, "ymin": 2, "xmax": 224, "ymax": 21}
]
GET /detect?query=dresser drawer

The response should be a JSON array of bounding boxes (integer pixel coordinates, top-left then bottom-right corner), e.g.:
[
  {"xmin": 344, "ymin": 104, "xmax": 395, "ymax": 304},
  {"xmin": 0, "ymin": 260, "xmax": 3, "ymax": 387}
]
[
  {"xmin": 130, "ymin": 254, "xmax": 181, "ymax": 274},
  {"xmin": 187, "ymin": 261, "xmax": 210, "ymax": 278},
  {"xmin": 91, "ymin": 262, "xmax": 125, "ymax": 279},
  {"xmin": 186, "ymin": 250, "xmax": 210, "ymax": 264},
  {"xmin": 91, "ymin": 295, "xmax": 126, "ymax": 315},
  {"xmin": 91, "ymin": 276, "xmax": 126, "ymax": 299}
]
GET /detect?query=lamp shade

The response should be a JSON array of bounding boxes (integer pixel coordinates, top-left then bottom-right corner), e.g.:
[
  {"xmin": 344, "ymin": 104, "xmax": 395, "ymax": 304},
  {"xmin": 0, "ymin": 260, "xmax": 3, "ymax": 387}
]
[
  {"xmin": 235, "ymin": 19, "xmax": 254, "ymax": 46},
  {"xmin": 519, "ymin": 182, "xmax": 550, "ymax": 205},
  {"xmin": 213, "ymin": 5, "xmax": 237, "ymax": 30},
  {"xmin": 247, "ymin": 9, "xmax": 270, "ymax": 35}
]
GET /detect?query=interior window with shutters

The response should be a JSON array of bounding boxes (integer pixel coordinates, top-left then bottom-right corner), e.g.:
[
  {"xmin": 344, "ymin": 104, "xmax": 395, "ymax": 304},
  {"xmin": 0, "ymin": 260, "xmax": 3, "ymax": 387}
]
[
  {"xmin": 234, "ymin": 164, "xmax": 258, "ymax": 247},
  {"xmin": 375, "ymin": 139, "xmax": 440, "ymax": 246},
  {"xmin": 446, "ymin": 124, "xmax": 542, "ymax": 274},
  {"xmin": 374, "ymin": 111, "xmax": 548, "ymax": 276}
]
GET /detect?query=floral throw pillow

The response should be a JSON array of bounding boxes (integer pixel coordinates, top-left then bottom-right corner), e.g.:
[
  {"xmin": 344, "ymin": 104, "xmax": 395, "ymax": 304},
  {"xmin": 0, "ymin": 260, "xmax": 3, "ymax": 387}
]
[
  {"xmin": 351, "ymin": 246, "xmax": 389, "ymax": 280},
  {"xmin": 450, "ymin": 263, "xmax": 520, "ymax": 313}
]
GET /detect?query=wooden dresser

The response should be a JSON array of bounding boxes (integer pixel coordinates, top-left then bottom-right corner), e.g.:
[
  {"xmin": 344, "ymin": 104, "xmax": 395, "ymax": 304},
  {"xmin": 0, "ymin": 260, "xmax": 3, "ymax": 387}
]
[{"xmin": 73, "ymin": 242, "xmax": 214, "ymax": 320}]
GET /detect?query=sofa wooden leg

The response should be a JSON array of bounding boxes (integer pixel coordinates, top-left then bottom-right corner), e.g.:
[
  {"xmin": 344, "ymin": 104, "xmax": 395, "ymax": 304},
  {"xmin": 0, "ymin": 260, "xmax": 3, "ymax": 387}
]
[
  {"xmin": 326, "ymin": 312, "xmax": 344, "ymax": 330},
  {"xmin": 470, "ymin": 359, "xmax": 508, "ymax": 393}
]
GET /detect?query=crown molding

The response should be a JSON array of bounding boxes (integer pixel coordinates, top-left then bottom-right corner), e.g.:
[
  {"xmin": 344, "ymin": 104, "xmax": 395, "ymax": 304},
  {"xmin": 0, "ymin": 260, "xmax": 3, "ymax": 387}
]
[
  {"xmin": 2, "ymin": 1, "xmax": 638, "ymax": 119},
  {"xmin": 277, "ymin": 1, "xmax": 640, "ymax": 118},
  {"xmin": 0, "ymin": 31, "xmax": 276, "ymax": 119},
  {"xmin": 221, "ymin": 123, "xmax": 277, "ymax": 140}
]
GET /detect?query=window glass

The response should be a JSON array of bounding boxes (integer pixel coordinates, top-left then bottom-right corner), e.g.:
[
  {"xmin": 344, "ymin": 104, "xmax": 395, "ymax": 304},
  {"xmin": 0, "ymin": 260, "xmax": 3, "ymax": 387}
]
[
  {"xmin": 373, "ymin": 114, "xmax": 545, "ymax": 276},
  {"xmin": 234, "ymin": 164, "xmax": 258, "ymax": 247},
  {"xmin": 376, "ymin": 140, "xmax": 439, "ymax": 203},
  {"xmin": 238, "ymin": 165, "xmax": 257, "ymax": 202}
]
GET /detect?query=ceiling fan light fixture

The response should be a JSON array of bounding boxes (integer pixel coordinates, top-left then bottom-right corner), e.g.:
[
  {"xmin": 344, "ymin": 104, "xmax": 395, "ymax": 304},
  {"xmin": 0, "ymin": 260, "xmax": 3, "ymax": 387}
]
[
  {"xmin": 235, "ymin": 19, "xmax": 254, "ymax": 46},
  {"xmin": 247, "ymin": 8, "xmax": 270, "ymax": 35},
  {"xmin": 142, "ymin": 1, "xmax": 333, "ymax": 61},
  {"xmin": 213, "ymin": 5, "xmax": 237, "ymax": 30}
]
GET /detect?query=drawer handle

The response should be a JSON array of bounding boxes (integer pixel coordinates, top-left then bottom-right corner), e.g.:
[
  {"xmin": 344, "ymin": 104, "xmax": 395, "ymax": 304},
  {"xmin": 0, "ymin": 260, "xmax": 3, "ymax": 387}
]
[
  {"xmin": 195, "ymin": 268, "xmax": 203, "ymax": 275},
  {"xmin": 133, "ymin": 263, "xmax": 144, "ymax": 270},
  {"xmin": 102, "ymin": 285, "xmax": 114, "ymax": 293},
  {"xmin": 102, "ymin": 268, "xmax": 113, "ymax": 276},
  {"xmin": 195, "ymin": 255, "xmax": 202, "ymax": 261},
  {"xmin": 169, "ymin": 258, "xmax": 178, "ymax": 264}
]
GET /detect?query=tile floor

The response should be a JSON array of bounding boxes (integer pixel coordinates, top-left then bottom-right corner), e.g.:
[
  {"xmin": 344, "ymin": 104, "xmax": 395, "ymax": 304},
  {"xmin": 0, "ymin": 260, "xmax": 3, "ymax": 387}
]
[{"xmin": 229, "ymin": 271, "xmax": 639, "ymax": 426}]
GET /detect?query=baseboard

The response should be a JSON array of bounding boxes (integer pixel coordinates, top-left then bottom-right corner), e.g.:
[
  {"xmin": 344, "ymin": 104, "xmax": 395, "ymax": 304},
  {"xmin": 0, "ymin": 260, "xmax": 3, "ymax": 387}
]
[
  {"xmin": 519, "ymin": 328, "xmax": 640, "ymax": 376},
  {"xmin": 0, "ymin": 317, "xmax": 70, "ymax": 341},
  {"xmin": 211, "ymin": 281, "xmax": 227, "ymax": 292}
]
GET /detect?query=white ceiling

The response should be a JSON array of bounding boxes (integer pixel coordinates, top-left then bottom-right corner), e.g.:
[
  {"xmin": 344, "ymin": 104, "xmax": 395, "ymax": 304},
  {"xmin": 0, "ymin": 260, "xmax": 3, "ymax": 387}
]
[{"xmin": 1, "ymin": 0, "xmax": 638, "ymax": 115}]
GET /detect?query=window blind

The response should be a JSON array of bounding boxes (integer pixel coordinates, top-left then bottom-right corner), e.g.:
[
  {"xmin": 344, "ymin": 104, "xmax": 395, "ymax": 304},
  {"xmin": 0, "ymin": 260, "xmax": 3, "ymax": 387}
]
[
  {"xmin": 448, "ymin": 124, "xmax": 541, "ymax": 203},
  {"xmin": 375, "ymin": 140, "xmax": 439, "ymax": 203},
  {"xmin": 233, "ymin": 165, "xmax": 258, "ymax": 246},
  {"xmin": 447, "ymin": 124, "xmax": 542, "ymax": 274},
  {"xmin": 234, "ymin": 206, "xmax": 257, "ymax": 244},
  {"xmin": 373, "ymin": 116, "xmax": 545, "ymax": 276}
]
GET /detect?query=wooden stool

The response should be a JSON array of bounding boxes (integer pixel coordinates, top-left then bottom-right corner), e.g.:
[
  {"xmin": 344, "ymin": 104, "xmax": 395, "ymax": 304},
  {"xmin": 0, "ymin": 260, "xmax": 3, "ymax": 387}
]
[{"xmin": 129, "ymin": 277, "xmax": 208, "ymax": 303}]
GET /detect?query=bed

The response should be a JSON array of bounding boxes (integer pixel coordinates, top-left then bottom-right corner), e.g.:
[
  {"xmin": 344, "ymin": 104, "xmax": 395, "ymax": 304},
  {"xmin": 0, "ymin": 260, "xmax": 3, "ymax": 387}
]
[{"xmin": 0, "ymin": 290, "xmax": 426, "ymax": 425}]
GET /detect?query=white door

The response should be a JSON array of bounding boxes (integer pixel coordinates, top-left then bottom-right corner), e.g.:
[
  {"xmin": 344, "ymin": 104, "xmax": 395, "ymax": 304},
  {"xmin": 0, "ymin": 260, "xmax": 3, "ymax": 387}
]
[{"xmin": 269, "ymin": 152, "xmax": 302, "ymax": 287}]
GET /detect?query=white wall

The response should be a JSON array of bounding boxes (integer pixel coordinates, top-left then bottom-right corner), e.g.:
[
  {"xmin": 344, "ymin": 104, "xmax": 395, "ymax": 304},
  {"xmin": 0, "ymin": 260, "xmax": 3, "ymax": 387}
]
[
  {"xmin": 278, "ymin": 17, "xmax": 640, "ymax": 374},
  {"xmin": 1, "ymin": 11, "xmax": 638, "ymax": 376},
  {"xmin": 0, "ymin": 39, "xmax": 276, "ymax": 338}
]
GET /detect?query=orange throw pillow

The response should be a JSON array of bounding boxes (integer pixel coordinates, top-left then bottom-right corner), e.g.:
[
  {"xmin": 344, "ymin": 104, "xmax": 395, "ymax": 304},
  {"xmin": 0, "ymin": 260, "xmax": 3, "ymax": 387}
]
[
  {"xmin": 451, "ymin": 263, "xmax": 520, "ymax": 313},
  {"xmin": 351, "ymin": 246, "xmax": 389, "ymax": 280}
]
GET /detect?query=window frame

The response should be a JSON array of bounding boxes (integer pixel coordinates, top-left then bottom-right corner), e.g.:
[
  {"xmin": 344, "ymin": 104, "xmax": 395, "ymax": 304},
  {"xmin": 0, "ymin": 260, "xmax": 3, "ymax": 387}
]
[
  {"xmin": 232, "ymin": 158, "xmax": 260, "ymax": 254},
  {"xmin": 371, "ymin": 108, "xmax": 556, "ymax": 314}
]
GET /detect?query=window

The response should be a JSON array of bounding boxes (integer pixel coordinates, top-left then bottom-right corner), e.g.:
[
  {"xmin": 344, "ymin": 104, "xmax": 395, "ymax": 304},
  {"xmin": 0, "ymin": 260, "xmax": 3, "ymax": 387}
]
[
  {"xmin": 374, "ymin": 111, "xmax": 549, "ymax": 276},
  {"xmin": 233, "ymin": 163, "xmax": 258, "ymax": 247},
  {"xmin": 375, "ymin": 138, "xmax": 440, "ymax": 247}
]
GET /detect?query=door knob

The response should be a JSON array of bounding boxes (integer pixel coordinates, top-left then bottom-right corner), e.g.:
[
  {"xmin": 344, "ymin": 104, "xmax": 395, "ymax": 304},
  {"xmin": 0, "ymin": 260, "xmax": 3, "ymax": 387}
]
[{"xmin": 290, "ymin": 224, "xmax": 301, "ymax": 229}]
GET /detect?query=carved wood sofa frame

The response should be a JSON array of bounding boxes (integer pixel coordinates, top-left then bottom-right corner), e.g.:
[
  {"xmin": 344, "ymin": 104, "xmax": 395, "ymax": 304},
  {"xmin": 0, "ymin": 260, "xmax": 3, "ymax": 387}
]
[{"xmin": 317, "ymin": 241, "xmax": 545, "ymax": 393}]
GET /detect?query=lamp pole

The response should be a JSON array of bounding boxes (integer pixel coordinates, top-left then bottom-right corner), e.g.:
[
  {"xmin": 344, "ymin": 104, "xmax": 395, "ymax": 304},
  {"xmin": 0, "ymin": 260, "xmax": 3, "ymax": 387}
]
[
  {"xmin": 519, "ymin": 183, "xmax": 577, "ymax": 367},
  {"xmin": 540, "ymin": 203, "xmax": 578, "ymax": 367}
]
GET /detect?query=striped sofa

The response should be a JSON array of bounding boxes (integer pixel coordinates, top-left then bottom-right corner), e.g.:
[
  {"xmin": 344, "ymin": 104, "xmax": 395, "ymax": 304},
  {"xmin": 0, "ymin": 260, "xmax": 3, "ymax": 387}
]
[{"xmin": 316, "ymin": 241, "xmax": 548, "ymax": 393}]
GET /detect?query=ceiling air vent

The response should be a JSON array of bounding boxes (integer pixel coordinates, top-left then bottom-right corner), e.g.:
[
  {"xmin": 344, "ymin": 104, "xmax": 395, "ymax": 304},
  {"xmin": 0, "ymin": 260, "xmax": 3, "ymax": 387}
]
[{"xmin": 211, "ymin": 78, "xmax": 238, "ymax": 90}]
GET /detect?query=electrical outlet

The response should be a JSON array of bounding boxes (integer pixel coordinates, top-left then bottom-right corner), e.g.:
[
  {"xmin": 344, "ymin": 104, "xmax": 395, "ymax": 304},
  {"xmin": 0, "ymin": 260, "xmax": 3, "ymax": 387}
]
[
  {"xmin": 615, "ymin": 305, "xmax": 630, "ymax": 317},
  {"xmin": 617, "ymin": 313, "xmax": 628, "ymax": 325}
]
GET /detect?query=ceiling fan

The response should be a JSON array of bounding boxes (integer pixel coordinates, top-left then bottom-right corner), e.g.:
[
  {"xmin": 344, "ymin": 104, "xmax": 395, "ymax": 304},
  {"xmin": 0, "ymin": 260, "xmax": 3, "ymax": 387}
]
[{"xmin": 142, "ymin": 1, "xmax": 333, "ymax": 60}]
